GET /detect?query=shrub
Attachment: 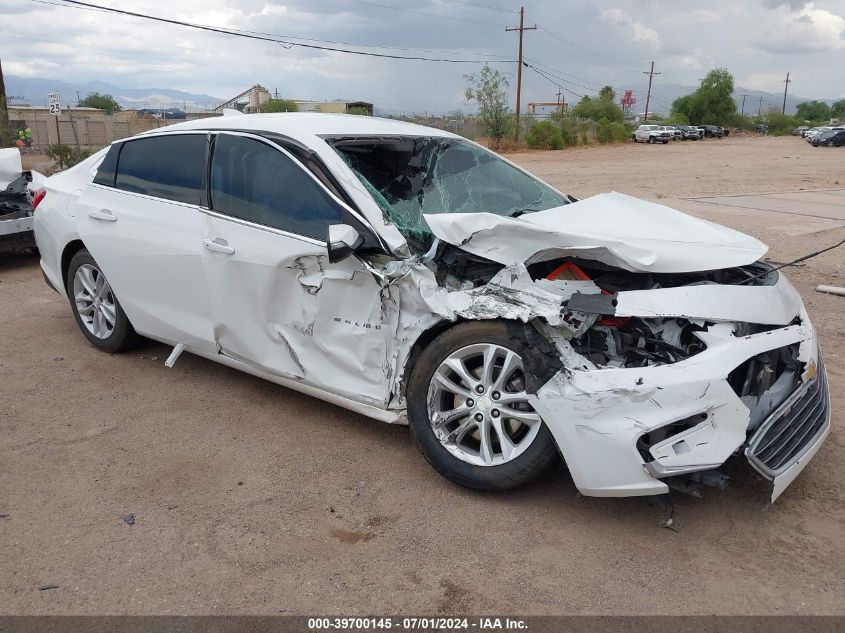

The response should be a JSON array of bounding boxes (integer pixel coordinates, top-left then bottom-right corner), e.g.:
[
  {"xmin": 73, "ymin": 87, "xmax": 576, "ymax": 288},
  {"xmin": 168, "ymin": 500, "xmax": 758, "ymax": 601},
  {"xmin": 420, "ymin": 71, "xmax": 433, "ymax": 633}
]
[
  {"xmin": 525, "ymin": 121, "xmax": 563, "ymax": 150},
  {"xmin": 45, "ymin": 144, "xmax": 94, "ymax": 170}
]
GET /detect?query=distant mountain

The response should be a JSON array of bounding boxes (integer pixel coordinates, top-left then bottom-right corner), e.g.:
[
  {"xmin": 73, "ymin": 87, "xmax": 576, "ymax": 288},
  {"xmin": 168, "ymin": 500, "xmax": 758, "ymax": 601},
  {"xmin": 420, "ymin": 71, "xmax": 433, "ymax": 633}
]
[
  {"xmin": 4, "ymin": 76, "xmax": 223, "ymax": 112},
  {"xmin": 638, "ymin": 82, "xmax": 837, "ymax": 116}
]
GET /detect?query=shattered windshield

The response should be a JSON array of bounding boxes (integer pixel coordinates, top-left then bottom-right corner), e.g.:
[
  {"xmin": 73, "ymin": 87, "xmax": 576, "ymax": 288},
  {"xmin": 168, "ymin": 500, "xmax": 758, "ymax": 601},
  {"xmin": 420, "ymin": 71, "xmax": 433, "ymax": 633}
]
[{"xmin": 325, "ymin": 136, "xmax": 568, "ymax": 242}]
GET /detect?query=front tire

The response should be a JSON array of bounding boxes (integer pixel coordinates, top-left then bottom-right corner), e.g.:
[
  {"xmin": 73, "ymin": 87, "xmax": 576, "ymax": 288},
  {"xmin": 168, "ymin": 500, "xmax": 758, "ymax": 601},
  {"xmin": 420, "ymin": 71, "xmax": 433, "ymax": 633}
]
[
  {"xmin": 406, "ymin": 321, "xmax": 558, "ymax": 491},
  {"xmin": 66, "ymin": 249, "xmax": 138, "ymax": 353}
]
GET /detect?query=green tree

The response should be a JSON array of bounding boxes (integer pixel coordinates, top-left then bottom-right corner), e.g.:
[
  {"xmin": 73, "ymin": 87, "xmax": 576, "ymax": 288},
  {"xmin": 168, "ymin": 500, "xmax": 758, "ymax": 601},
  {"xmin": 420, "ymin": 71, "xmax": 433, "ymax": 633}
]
[
  {"xmin": 346, "ymin": 105, "xmax": 371, "ymax": 116},
  {"xmin": 598, "ymin": 85, "xmax": 616, "ymax": 101},
  {"xmin": 525, "ymin": 120, "xmax": 563, "ymax": 149},
  {"xmin": 570, "ymin": 95, "xmax": 624, "ymax": 123},
  {"xmin": 666, "ymin": 111, "xmax": 690, "ymax": 125},
  {"xmin": 464, "ymin": 63, "xmax": 511, "ymax": 145},
  {"xmin": 795, "ymin": 100, "xmax": 831, "ymax": 123},
  {"xmin": 671, "ymin": 68, "xmax": 736, "ymax": 125},
  {"xmin": 78, "ymin": 92, "xmax": 122, "ymax": 114},
  {"xmin": 260, "ymin": 99, "xmax": 299, "ymax": 113},
  {"xmin": 831, "ymin": 99, "xmax": 845, "ymax": 120}
]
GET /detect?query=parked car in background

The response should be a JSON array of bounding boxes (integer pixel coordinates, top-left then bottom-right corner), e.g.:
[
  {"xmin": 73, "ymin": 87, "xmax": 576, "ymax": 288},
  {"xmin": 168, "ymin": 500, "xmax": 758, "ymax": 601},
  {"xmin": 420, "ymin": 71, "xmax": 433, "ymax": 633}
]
[
  {"xmin": 32, "ymin": 113, "xmax": 830, "ymax": 502},
  {"xmin": 659, "ymin": 125, "xmax": 683, "ymax": 141},
  {"xmin": 811, "ymin": 128, "xmax": 845, "ymax": 147},
  {"xmin": 699, "ymin": 125, "xmax": 725, "ymax": 138},
  {"xmin": 793, "ymin": 126, "xmax": 810, "ymax": 136},
  {"xmin": 633, "ymin": 124, "xmax": 672, "ymax": 144},
  {"xmin": 805, "ymin": 127, "xmax": 832, "ymax": 142},
  {"xmin": 678, "ymin": 125, "xmax": 702, "ymax": 140}
]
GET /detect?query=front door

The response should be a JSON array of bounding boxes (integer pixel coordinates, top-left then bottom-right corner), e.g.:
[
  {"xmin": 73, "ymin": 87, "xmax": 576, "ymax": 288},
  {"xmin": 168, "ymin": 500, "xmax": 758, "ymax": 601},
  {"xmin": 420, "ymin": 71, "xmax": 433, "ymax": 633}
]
[{"xmin": 200, "ymin": 132, "xmax": 394, "ymax": 406}]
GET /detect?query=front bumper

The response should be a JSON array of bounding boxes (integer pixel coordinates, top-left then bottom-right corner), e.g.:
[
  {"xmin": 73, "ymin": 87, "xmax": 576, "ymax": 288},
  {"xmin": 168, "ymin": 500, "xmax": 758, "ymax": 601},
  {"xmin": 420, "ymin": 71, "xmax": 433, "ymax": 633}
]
[{"xmin": 529, "ymin": 285, "xmax": 829, "ymax": 500}]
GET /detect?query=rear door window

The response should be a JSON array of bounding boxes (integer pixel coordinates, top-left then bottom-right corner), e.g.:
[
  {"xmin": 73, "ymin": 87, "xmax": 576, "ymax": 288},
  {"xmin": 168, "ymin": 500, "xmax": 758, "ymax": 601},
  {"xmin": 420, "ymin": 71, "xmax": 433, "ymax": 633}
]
[
  {"xmin": 114, "ymin": 134, "xmax": 206, "ymax": 205},
  {"xmin": 209, "ymin": 133, "xmax": 342, "ymax": 240}
]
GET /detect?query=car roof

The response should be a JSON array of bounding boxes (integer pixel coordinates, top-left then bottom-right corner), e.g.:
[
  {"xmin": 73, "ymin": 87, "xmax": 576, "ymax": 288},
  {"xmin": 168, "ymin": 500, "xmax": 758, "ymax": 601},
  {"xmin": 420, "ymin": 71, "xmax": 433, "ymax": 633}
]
[{"xmin": 136, "ymin": 112, "xmax": 459, "ymax": 142}]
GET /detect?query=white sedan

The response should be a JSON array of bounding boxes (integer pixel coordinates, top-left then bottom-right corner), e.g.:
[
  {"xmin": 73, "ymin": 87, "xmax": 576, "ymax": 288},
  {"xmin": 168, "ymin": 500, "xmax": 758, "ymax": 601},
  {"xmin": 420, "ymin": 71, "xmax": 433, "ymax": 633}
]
[{"xmin": 33, "ymin": 113, "xmax": 830, "ymax": 502}]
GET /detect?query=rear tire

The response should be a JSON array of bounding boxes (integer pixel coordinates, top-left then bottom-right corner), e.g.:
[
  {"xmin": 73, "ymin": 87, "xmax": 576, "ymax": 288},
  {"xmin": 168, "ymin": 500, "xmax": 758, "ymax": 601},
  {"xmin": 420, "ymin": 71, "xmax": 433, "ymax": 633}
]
[
  {"xmin": 66, "ymin": 249, "xmax": 138, "ymax": 353},
  {"xmin": 406, "ymin": 321, "xmax": 559, "ymax": 491}
]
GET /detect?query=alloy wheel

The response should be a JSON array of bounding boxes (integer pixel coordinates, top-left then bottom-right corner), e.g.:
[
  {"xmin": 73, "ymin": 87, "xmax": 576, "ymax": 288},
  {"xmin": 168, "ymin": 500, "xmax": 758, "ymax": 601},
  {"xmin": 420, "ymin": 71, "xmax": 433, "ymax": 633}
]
[
  {"xmin": 73, "ymin": 264, "xmax": 117, "ymax": 339},
  {"xmin": 427, "ymin": 343, "xmax": 543, "ymax": 467}
]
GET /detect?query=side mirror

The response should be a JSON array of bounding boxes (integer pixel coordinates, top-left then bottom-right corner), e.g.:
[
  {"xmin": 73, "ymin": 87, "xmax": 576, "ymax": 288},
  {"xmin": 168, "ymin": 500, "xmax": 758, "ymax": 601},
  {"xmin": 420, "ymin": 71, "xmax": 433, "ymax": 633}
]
[{"xmin": 327, "ymin": 223, "xmax": 365, "ymax": 263}]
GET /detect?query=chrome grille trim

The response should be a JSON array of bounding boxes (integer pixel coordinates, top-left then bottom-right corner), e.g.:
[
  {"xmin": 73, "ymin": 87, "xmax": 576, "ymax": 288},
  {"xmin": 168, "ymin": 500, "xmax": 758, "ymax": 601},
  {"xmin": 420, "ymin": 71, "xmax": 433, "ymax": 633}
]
[{"xmin": 745, "ymin": 353, "xmax": 830, "ymax": 479}]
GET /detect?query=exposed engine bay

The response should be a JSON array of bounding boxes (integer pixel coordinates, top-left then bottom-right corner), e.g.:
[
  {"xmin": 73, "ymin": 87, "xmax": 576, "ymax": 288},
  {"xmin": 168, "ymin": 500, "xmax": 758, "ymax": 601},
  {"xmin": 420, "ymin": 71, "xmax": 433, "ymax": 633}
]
[{"xmin": 429, "ymin": 242, "xmax": 786, "ymax": 371}]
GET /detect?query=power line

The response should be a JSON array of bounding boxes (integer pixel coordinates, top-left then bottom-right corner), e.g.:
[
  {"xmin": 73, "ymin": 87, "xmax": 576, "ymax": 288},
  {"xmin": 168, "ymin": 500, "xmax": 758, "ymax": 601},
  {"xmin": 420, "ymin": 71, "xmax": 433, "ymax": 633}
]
[
  {"xmin": 522, "ymin": 57, "xmax": 604, "ymax": 89},
  {"xmin": 522, "ymin": 59, "xmax": 603, "ymax": 93},
  {"xmin": 346, "ymin": 0, "xmax": 509, "ymax": 27},
  {"xmin": 34, "ymin": 0, "xmax": 501, "ymax": 57},
  {"xmin": 49, "ymin": 0, "xmax": 516, "ymax": 63},
  {"xmin": 451, "ymin": 0, "xmax": 513, "ymax": 13},
  {"xmin": 536, "ymin": 26, "xmax": 647, "ymax": 70},
  {"xmin": 526, "ymin": 64, "xmax": 585, "ymax": 99}
]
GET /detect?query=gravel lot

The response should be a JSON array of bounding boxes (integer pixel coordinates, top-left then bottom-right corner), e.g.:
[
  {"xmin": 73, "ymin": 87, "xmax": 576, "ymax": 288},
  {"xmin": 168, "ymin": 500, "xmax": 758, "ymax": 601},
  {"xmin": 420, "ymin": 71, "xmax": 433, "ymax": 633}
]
[{"xmin": 1, "ymin": 135, "xmax": 843, "ymax": 615}]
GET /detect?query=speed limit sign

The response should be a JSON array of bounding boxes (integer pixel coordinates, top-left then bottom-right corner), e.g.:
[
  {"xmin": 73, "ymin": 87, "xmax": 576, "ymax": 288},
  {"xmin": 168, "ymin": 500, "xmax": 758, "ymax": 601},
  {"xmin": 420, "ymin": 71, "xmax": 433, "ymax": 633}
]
[{"xmin": 48, "ymin": 92, "xmax": 62, "ymax": 116}]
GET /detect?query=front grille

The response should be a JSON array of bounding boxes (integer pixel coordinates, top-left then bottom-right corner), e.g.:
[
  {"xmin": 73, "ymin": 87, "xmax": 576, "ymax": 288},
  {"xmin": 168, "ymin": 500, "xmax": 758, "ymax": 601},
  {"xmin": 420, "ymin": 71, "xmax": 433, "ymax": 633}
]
[{"xmin": 746, "ymin": 355, "xmax": 830, "ymax": 478}]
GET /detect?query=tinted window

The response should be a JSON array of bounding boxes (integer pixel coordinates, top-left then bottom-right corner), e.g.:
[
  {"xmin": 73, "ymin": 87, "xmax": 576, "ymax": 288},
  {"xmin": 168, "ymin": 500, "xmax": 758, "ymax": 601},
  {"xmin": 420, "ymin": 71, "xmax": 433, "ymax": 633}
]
[
  {"xmin": 115, "ymin": 134, "xmax": 206, "ymax": 205},
  {"xmin": 93, "ymin": 144, "xmax": 119, "ymax": 187},
  {"xmin": 210, "ymin": 134, "xmax": 342, "ymax": 240}
]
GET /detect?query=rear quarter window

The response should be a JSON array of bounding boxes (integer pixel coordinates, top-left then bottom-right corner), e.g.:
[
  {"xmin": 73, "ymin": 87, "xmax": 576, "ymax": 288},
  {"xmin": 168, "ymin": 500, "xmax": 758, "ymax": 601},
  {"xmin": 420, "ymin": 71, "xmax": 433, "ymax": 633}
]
[{"xmin": 114, "ymin": 134, "xmax": 207, "ymax": 205}]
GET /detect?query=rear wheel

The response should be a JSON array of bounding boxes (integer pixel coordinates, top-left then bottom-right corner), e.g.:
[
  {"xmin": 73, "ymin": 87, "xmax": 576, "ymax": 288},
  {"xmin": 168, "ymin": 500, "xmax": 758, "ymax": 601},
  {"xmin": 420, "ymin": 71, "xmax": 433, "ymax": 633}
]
[
  {"xmin": 66, "ymin": 249, "xmax": 138, "ymax": 353},
  {"xmin": 407, "ymin": 321, "xmax": 558, "ymax": 491}
]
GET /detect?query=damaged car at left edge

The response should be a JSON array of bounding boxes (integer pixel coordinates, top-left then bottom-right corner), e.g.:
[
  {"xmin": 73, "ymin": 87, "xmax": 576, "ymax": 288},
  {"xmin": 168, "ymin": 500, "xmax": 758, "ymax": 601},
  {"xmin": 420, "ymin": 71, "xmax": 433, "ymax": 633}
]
[
  {"xmin": 1, "ymin": 148, "xmax": 44, "ymax": 252},
  {"xmin": 33, "ymin": 113, "xmax": 831, "ymax": 504}
]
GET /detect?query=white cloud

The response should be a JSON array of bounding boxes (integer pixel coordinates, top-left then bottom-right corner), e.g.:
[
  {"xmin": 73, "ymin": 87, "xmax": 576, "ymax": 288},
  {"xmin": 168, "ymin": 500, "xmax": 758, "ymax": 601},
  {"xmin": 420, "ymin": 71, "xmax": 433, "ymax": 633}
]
[
  {"xmin": 755, "ymin": 2, "xmax": 845, "ymax": 52},
  {"xmin": 598, "ymin": 7, "xmax": 662, "ymax": 46}
]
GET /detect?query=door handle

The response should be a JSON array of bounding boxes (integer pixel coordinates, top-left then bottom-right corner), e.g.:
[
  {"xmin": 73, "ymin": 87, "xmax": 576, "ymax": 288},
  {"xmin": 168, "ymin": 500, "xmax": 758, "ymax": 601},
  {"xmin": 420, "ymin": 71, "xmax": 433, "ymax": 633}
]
[
  {"xmin": 203, "ymin": 238, "xmax": 235, "ymax": 255},
  {"xmin": 88, "ymin": 208, "xmax": 117, "ymax": 222}
]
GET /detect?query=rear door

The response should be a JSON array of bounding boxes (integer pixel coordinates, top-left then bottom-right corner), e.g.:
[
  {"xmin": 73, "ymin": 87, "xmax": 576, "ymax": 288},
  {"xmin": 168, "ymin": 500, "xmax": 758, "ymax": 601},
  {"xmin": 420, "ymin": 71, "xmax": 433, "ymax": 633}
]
[
  {"xmin": 75, "ymin": 132, "xmax": 217, "ymax": 352},
  {"xmin": 200, "ymin": 132, "xmax": 396, "ymax": 406}
]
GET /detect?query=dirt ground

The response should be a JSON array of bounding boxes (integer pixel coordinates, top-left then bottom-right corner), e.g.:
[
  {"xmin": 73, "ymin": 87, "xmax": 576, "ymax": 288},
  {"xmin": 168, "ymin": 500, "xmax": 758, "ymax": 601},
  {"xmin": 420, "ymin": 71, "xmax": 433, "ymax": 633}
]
[{"xmin": 1, "ymin": 136, "xmax": 843, "ymax": 615}]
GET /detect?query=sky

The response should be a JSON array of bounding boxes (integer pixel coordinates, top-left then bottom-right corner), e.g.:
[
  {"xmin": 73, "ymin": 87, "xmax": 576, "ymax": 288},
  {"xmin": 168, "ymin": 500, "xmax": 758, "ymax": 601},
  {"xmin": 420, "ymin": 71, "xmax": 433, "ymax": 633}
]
[{"xmin": 3, "ymin": 0, "xmax": 844, "ymax": 113}]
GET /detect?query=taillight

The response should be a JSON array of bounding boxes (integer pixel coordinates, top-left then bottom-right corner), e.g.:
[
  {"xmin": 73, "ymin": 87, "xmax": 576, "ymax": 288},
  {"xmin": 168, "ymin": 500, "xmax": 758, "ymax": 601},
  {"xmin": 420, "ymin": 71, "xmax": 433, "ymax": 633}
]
[{"xmin": 32, "ymin": 188, "xmax": 46, "ymax": 211}]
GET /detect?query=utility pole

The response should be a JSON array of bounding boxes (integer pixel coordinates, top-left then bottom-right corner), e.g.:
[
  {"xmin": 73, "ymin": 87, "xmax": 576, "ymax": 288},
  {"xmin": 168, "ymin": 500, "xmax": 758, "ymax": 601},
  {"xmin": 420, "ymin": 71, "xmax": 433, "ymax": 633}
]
[
  {"xmin": 556, "ymin": 87, "xmax": 564, "ymax": 116},
  {"xmin": 740, "ymin": 93, "xmax": 748, "ymax": 117},
  {"xmin": 642, "ymin": 61, "xmax": 660, "ymax": 122},
  {"xmin": 758, "ymin": 96, "xmax": 764, "ymax": 117},
  {"xmin": 782, "ymin": 72, "xmax": 791, "ymax": 115},
  {"xmin": 0, "ymin": 57, "xmax": 8, "ymax": 128},
  {"xmin": 506, "ymin": 6, "xmax": 536, "ymax": 140}
]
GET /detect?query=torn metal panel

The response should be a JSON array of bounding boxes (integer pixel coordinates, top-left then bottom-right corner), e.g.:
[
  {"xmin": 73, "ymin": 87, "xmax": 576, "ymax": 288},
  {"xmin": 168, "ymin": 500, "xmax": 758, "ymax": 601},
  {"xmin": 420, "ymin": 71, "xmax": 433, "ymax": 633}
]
[
  {"xmin": 425, "ymin": 192, "xmax": 768, "ymax": 273},
  {"xmin": 611, "ymin": 279, "xmax": 804, "ymax": 325}
]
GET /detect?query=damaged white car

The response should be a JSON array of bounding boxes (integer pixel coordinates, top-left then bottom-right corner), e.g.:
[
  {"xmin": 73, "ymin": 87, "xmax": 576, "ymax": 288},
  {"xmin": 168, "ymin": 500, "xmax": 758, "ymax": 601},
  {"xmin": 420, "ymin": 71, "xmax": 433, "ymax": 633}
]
[{"xmin": 34, "ymin": 114, "xmax": 830, "ymax": 502}]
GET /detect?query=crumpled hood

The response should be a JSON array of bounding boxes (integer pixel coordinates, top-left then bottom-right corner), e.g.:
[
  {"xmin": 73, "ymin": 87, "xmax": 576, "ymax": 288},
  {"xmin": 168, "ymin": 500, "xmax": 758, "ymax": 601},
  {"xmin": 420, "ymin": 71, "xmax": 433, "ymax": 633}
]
[{"xmin": 424, "ymin": 191, "xmax": 768, "ymax": 273}]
